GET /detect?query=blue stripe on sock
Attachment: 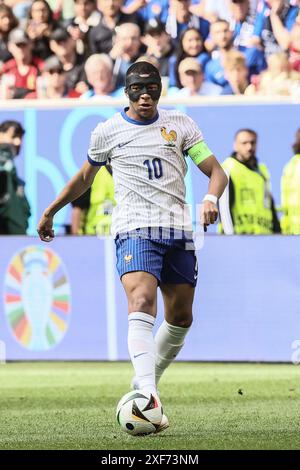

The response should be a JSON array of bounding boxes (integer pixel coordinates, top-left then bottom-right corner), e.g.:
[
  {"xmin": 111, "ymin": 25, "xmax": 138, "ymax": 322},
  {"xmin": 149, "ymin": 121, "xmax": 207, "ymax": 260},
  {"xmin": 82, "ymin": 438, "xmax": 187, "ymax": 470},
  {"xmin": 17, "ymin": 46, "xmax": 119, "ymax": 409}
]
[{"xmin": 129, "ymin": 318, "xmax": 154, "ymax": 326}]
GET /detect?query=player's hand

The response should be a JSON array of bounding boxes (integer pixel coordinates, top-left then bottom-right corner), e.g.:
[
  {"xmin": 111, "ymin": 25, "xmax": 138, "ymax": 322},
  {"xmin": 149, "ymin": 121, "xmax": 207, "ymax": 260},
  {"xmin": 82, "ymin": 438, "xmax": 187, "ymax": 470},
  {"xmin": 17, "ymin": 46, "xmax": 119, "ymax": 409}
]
[
  {"xmin": 201, "ymin": 200, "xmax": 218, "ymax": 232},
  {"xmin": 37, "ymin": 212, "xmax": 55, "ymax": 242}
]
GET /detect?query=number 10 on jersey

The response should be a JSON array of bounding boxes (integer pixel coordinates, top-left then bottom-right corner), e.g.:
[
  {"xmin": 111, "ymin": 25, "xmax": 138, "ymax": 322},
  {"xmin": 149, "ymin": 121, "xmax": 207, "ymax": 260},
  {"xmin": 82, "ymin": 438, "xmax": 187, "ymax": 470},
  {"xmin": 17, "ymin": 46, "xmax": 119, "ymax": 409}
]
[{"xmin": 143, "ymin": 158, "xmax": 163, "ymax": 180}]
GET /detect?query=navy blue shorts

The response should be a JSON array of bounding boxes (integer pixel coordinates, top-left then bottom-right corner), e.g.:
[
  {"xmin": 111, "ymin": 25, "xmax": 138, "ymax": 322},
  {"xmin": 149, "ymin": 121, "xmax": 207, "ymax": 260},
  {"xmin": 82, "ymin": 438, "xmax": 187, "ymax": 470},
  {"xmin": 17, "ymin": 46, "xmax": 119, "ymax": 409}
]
[{"xmin": 115, "ymin": 228, "xmax": 198, "ymax": 286}]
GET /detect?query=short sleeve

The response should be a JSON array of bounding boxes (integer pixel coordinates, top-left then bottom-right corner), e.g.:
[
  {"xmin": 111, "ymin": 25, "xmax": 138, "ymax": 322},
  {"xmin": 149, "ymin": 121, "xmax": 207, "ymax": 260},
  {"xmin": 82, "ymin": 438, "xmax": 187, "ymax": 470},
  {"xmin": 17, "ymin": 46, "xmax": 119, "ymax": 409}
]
[
  {"xmin": 87, "ymin": 123, "xmax": 111, "ymax": 167},
  {"xmin": 181, "ymin": 114, "xmax": 204, "ymax": 153}
]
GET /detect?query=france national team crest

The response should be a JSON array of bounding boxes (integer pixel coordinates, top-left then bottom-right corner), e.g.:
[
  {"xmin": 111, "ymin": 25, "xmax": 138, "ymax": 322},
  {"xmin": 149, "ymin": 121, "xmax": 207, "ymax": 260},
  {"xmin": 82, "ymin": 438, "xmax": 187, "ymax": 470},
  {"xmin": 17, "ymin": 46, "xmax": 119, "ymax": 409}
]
[
  {"xmin": 3, "ymin": 246, "xmax": 71, "ymax": 351},
  {"xmin": 161, "ymin": 127, "xmax": 177, "ymax": 147}
]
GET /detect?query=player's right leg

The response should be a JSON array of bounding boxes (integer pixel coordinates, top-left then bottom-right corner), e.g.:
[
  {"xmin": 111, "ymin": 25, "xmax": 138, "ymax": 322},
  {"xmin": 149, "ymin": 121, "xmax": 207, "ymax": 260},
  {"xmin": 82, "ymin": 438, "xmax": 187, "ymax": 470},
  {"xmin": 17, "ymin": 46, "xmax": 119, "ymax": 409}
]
[
  {"xmin": 115, "ymin": 231, "xmax": 169, "ymax": 432},
  {"xmin": 121, "ymin": 271, "xmax": 158, "ymax": 395}
]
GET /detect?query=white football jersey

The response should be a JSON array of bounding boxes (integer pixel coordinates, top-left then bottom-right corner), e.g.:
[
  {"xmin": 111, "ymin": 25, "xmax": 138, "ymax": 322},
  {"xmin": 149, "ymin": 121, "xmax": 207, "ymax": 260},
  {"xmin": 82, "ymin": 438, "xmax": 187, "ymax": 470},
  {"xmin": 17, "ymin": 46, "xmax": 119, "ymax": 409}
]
[{"xmin": 87, "ymin": 108, "xmax": 204, "ymax": 236}]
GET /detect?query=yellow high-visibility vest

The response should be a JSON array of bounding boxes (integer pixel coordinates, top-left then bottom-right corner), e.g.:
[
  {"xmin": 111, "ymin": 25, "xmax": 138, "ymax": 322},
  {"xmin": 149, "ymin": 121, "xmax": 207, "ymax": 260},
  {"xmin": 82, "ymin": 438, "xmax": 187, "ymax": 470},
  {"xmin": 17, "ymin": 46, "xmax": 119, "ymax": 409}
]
[
  {"xmin": 221, "ymin": 157, "xmax": 274, "ymax": 234},
  {"xmin": 85, "ymin": 167, "xmax": 115, "ymax": 235},
  {"xmin": 281, "ymin": 154, "xmax": 300, "ymax": 235}
]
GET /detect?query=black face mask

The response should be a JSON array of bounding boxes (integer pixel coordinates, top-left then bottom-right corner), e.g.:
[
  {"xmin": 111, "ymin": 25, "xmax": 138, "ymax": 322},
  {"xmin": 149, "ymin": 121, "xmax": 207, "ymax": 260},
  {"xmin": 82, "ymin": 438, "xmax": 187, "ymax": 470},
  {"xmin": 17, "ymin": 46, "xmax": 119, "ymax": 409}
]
[{"xmin": 125, "ymin": 74, "xmax": 162, "ymax": 102}]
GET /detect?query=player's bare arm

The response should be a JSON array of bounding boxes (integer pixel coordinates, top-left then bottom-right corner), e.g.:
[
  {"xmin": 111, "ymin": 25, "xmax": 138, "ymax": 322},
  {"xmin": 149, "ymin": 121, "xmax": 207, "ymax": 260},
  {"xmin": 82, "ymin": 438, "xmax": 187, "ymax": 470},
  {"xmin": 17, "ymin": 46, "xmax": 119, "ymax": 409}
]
[
  {"xmin": 198, "ymin": 155, "xmax": 228, "ymax": 228},
  {"xmin": 37, "ymin": 161, "xmax": 99, "ymax": 242}
]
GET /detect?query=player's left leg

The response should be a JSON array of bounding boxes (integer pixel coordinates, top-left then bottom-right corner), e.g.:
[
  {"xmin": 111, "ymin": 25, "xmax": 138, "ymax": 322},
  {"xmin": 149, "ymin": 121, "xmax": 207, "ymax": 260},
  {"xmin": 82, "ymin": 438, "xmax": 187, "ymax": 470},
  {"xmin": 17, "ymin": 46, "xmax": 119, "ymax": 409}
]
[{"xmin": 155, "ymin": 283, "xmax": 194, "ymax": 385}]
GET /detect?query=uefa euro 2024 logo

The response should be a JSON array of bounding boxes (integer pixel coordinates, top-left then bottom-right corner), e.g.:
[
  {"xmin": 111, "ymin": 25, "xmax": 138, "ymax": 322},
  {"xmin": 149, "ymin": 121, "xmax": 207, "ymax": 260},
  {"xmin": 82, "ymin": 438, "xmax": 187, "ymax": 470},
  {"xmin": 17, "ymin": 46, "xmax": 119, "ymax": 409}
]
[{"xmin": 3, "ymin": 246, "xmax": 71, "ymax": 351}]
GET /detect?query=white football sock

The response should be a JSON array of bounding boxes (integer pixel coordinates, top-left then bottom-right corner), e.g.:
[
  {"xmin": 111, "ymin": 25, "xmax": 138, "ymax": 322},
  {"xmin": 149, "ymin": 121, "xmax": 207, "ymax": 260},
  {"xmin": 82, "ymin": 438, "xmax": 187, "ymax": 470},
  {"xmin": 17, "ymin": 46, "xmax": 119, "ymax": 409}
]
[
  {"xmin": 128, "ymin": 312, "xmax": 157, "ymax": 395},
  {"xmin": 155, "ymin": 320, "xmax": 190, "ymax": 385}
]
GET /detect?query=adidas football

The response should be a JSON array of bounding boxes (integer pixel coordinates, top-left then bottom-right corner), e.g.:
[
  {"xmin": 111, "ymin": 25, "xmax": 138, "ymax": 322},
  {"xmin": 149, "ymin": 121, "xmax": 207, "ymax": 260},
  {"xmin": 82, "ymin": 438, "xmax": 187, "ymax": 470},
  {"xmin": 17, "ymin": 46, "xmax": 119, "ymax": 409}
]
[{"xmin": 116, "ymin": 390, "xmax": 163, "ymax": 436}]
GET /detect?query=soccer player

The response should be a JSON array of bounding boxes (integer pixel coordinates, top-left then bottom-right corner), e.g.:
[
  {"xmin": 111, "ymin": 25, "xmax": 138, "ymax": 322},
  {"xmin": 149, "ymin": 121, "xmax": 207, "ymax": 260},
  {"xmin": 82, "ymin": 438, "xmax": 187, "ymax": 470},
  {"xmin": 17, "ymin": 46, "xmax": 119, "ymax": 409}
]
[{"xmin": 37, "ymin": 61, "xmax": 228, "ymax": 433}]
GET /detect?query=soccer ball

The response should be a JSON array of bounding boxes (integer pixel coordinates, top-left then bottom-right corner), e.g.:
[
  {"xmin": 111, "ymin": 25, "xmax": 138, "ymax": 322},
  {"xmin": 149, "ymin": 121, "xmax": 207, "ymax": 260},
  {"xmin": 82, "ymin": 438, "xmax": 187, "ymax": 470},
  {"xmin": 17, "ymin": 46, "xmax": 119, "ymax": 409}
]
[{"xmin": 116, "ymin": 390, "xmax": 163, "ymax": 436}]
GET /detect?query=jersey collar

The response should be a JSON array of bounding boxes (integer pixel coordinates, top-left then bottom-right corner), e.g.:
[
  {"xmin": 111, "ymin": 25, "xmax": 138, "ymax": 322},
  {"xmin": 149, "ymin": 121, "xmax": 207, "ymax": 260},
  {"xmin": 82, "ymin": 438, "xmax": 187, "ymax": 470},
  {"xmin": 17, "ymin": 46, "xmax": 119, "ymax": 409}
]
[{"xmin": 121, "ymin": 107, "xmax": 159, "ymax": 125}]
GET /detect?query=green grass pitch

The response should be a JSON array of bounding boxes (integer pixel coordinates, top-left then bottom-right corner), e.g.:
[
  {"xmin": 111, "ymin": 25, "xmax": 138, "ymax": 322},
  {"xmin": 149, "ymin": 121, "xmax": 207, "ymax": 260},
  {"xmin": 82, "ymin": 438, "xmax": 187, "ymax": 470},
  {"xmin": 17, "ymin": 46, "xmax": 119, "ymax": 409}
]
[{"xmin": 0, "ymin": 362, "xmax": 299, "ymax": 450}]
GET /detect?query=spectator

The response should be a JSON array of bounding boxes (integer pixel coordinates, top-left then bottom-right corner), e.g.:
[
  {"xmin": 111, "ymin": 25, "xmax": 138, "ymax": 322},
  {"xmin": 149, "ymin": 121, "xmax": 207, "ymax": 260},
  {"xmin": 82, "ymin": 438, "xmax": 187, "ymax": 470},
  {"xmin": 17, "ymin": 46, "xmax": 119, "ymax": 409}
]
[
  {"xmin": 0, "ymin": 120, "xmax": 31, "ymax": 234},
  {"xmin": 26, "ymin": 0, "xmax": 58, "ymax": 60},
  {"xmin": 246, "ymin": 51, "xmax": 300, "ymax": 95},
  {"xmin": 222, "ymin": 50, "xmax": 250, "ymax": 94},
  {"xmin": 122, "ymin": 0, "xmax": 169, "ymax": 23},
  {"xmin": 0, "ymin": 4, "xmax": 18, "ymax": 65},
  {"xmin": 64, "ymin": 0, "xmax": 101, "ymax": 57},
  {"xmin": 205, "ymin": 1, "xmax": 251, "ymax": 51},
  {"xmin": 230, "ymin": 0, "xmax": 257, "ymax": 46},
  {"xmin": 168, "ymin": 56, "xmax": 223, "ymax": 95},
  {"xmin": 49, "ymin": 27, "xmax": 87, "ymax": 94},
  {"xmin": 142, "ymin": 18, "xmax": 174, "ymax": 79},
  {"xmin": 110, "ymin": 22, "xmax": 142, "ymax": 89},
  {"xmin": 228, "ymin": 0, "xmax": 266, "ymax": 74},
  {"xmin": 199, "ymin": 0, "xmax": 232, "ymax": 22},
  {"xmin": 165, "ymin": 0, "xmax": 210, "ymax": 42},
  {"xmin": 0, "ymin": 28, "xmax": 43, "ymax": 99},
  {"xmin": 192, "ymin": 1, "xmax": 259, "ymax": 21},
  {"xmin": 25, "ymin": 55, "xmax": 76, "ymax": 98},
  {"xmin": 89, "ymin": 0, "xmax": 143, "ymax": 55},
  {"xmin": 267, "ymin": 7, "xmax": 300, "ymax": 71},
  {"xmin": 289, "ymin": 18, "xmax": 300, "ymax": 72},
  {"xmin": 71, "ymin": 165, "xmax": 115, "ymax": 235},
  {"xmin": 281, "ymin": 128, "xmax": 300, "ymax": 234},
  {"xmin": 206, "ymin": 4, "xmax": 266, "ymax": 73},
  {"xmin": 218, "ymin": 128, "xmax": 280, "ymax": 234},
  {"xmin": 205, "ymin": 19, "xmax": 235, "ymax": 86},
  {"xmin": 169, "ymin": 26, "xmax": 210, "ymax": 87},
  {"xmin": 80, "ymin": 53, "xmax": 115, "ymax": 98},
  {"xmin": 254, "ymin": 0, "xmax": 299, "ymax": 58},
  {"xmin": 47, "ymin": 0, "xmax": 75, "ymax": 21},
  {"xmin": 5, "ymin": 0, "xmax": 32, "ymax": 26}
]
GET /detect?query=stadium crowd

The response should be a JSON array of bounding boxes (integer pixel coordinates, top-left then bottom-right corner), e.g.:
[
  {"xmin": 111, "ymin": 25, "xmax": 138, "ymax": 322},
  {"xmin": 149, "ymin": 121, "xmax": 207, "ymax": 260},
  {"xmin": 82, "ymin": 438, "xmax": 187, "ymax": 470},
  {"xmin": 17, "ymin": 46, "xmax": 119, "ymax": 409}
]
[{"xmin": 0, "ymin": 0, "xmax": 299, "ymax": 99}]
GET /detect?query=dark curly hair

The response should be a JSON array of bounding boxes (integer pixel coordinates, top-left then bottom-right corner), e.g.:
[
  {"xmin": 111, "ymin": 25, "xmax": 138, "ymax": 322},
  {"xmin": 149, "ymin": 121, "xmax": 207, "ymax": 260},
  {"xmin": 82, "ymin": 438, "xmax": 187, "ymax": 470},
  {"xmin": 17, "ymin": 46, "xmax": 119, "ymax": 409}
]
[{"xmin": 0, "ymin": 120, "xmax": 25, "ymax": 139}]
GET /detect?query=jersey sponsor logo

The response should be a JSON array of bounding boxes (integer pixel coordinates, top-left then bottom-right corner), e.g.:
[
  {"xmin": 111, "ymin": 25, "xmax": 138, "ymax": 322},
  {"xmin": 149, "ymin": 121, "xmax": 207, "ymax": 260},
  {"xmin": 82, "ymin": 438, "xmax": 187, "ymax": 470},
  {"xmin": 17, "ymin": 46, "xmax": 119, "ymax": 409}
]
[
  {"xmin": 117, "ymin": 140, "xmax": 133, "ymax": 148},
  {"xmin": 124, "ymin": 254, "xmax": 133, "ymax": 263},
  {"xmin": 161, "ymin": 127, "xmax": 177, "ymax": 147}
]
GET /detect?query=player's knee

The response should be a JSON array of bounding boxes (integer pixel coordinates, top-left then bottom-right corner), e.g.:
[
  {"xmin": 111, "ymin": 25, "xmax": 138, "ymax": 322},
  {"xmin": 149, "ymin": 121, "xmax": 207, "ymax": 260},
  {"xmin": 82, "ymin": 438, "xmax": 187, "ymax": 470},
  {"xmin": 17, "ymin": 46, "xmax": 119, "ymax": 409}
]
[
  {"xmin": 129, "ymin": 293, "xmax": 156, "ymax": 313},
  {"xmin": 170, "ymin": 314, "xmax": 193, "ymax": 328}
]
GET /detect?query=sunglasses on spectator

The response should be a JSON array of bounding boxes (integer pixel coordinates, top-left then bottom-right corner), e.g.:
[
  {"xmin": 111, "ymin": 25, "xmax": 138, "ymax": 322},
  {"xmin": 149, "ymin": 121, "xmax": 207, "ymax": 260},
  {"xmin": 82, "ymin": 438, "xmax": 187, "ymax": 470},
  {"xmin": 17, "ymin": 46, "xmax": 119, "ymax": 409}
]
[
  {"xmin": 15, "ymin": 42, "xmax": 29, "ymax": 48},
  {"xmin": 183, "ymin": 69, "xmax": 201, "ymax": 75},
  {"xmin": 48, "ymin": 69, "xmax": 64, "ymax": 74}
]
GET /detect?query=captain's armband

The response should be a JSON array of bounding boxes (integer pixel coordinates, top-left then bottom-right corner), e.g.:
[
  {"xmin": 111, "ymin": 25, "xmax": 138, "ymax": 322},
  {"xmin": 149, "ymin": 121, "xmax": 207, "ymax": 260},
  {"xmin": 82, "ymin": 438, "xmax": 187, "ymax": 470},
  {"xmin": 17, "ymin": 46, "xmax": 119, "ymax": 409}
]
[{"xmin": 187, "ymin": 141, "xmax": 213, "ymax": 165}]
